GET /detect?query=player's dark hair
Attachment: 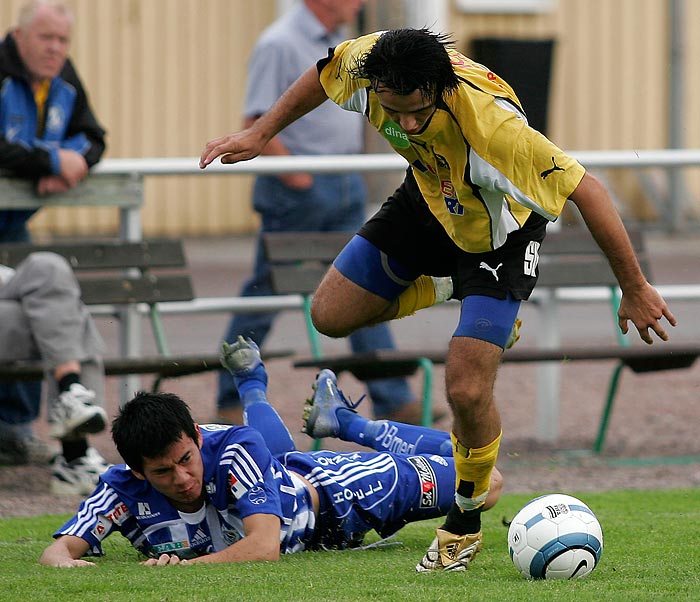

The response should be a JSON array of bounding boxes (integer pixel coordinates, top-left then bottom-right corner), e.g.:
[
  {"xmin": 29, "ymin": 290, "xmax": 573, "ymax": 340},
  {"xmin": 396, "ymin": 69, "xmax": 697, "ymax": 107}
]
[
  {"xmin": 111, "ymin": 391, "xmax": 199, "ymax": 474},
  {"xmin": 350, "ymin": 28, "xmax": 460, "ymax": 101}
]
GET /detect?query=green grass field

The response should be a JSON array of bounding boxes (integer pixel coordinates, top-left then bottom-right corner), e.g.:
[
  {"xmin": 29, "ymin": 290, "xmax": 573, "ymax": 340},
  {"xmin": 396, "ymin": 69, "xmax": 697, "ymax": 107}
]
[{"xmin": 2, "ymin": 489, "xmax": 699, "ymax": 602}]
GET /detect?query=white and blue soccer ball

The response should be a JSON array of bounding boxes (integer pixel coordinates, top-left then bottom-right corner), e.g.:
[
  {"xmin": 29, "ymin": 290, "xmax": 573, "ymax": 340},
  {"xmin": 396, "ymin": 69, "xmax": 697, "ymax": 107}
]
[{"xmin": 507, "ymin": 493, "xmax": 603, "ymax": 580}]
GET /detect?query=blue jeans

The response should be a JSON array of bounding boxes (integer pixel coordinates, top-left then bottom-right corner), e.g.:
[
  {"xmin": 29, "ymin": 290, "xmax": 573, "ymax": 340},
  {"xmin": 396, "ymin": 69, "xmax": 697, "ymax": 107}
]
[{"xmin": 217, "ymin": 174, "xmax": 414, "ymax": 417}]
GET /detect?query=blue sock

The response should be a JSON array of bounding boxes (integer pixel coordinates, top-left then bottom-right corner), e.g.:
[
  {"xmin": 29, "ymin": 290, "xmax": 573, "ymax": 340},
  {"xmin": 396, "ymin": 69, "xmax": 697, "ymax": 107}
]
[
  {"xmin": 245, "ymin": 402, "xmax": 296, "ymax": 457},
  {"xmin": 339, "ymin": 409, "xmax": 370, "ymax": 444},
  {"xmin": 233, "ymin": 364, "xmax": 268, "ymax": 400},
  {"xmin": 361, "ymin": 420, "xmax": 452, "ymax": 455}
]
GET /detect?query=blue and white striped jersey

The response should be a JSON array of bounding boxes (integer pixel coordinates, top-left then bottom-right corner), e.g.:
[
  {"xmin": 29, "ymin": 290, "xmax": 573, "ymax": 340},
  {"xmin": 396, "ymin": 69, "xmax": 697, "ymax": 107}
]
[
  {"xmin": 281, "ymin": 450, "xmax": 453, "ymax": 549},
  {"xmin": 54, "ymin": 425, "xmax": 315, "ymax": 559}
]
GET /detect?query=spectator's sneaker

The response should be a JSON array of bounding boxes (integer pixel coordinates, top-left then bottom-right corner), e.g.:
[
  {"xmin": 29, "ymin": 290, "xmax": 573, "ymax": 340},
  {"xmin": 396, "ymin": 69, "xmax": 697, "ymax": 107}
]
[
  {"xmin": 0, "ymin": 432, "xmax": 58, "ymax": 465},
  {"xmin": 302, "ymin": 369, "xmax": 362, "ymax": 439},
  {"xmin": 21, "ymin": 436, "xmax": 59, "ymax": 464},
  {"xmin": 220, "ymin": 336, "xmax": 267, "ymax": 386},
  {"xmin": 415, "ymin": 528, "xmax": 483, "ymax": 572},
  {"xmin": 48, "ymin": 384, "xmax": 107, "ymax": 440},
  {"xmin": 51, "ymin": 447, "xmax": 112, "ymax": 495}
]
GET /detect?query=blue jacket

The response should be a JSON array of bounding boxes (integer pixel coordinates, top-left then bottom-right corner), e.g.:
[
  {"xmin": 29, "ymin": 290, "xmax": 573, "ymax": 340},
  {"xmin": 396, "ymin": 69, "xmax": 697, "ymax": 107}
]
[{"xmin": 0, "ymin": 31, "xmax": 106, "ymax": 239}]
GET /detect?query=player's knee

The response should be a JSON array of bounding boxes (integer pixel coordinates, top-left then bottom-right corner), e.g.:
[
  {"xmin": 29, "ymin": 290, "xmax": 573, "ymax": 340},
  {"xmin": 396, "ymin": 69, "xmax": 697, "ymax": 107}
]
[
  {"xmin": 446, "ymin": 378, "xmax": 487, "ymax": 414},
  {"xmin": 21, "ymin": 252, "xmax": 74, "ymax": 284},
  {"xmin": 310, "ymin": 301, "xmax": 354, "ymax": 337}
]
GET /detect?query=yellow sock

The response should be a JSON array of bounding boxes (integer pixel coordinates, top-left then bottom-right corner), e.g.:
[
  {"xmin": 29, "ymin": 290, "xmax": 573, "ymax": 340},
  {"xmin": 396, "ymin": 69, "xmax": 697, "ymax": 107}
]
[
  {"xmin": 395, "ymin": 275, "xmax": 454, "ymax": 319},
  {"xmin": 451, "ymin": 431, "xmax": 502, "ymax": 511}
]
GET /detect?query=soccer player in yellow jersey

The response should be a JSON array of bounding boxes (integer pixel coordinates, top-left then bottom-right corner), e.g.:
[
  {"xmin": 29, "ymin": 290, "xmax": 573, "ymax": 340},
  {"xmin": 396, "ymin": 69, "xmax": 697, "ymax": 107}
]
[{"xmin": 200, "ymin": 28, "xmax": 676, "ymax": 572}]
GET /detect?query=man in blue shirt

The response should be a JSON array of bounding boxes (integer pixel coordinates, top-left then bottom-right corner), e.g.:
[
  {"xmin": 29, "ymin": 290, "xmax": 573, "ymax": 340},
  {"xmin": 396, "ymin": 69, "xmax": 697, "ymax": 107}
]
[{"xmin": 216, "ymin": 0, "xmax": 427, "ymax": 427}]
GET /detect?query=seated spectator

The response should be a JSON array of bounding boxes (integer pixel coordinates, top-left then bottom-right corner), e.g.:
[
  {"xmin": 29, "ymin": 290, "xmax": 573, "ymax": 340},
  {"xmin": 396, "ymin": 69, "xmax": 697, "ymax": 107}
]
[
  {"xmin": 0, "ymin": 1, "xmax": 107, "ymax": 492},
  {"xmin": 0, "ymin": 252, "xmax": 109, "ymax": 494}
]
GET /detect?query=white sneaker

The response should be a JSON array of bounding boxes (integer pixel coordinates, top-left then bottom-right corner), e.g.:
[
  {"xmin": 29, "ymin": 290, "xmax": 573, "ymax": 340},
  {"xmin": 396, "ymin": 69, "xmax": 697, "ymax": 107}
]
[
  {"xmin": 51, "ymin": 447, "xmax": 112, "ymax": 495},
  {"xmin": 48, "ymin": 384, "xmax": 107, "ymax": 439}
]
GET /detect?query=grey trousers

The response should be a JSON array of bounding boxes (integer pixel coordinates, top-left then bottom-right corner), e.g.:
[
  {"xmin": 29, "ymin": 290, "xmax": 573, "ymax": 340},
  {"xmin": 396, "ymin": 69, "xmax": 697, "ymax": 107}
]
[{"xmin": 0, "ymin": 253, "xmax": 105, "ymax": 425}]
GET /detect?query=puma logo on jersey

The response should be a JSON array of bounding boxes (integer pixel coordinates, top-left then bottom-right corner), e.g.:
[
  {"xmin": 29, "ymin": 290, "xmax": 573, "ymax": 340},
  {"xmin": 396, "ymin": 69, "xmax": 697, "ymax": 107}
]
[
  {"xmin": 540, "ymin": 157, "xmax": 565, "ymax": 179},
  {"xmin": 479, "ymin": 262, "xmax": 503, "ymax": 281}
]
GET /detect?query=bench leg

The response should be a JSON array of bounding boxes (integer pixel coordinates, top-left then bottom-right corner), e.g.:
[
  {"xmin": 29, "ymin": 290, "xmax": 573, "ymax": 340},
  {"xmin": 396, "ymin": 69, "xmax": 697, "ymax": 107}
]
[
  {"xmin": 592, "ymin": 362, "xmax": 625, "ymax": 454},
  {"xmin": 418, "ymin": 357, "xmax": 434, "ymax": 426}
]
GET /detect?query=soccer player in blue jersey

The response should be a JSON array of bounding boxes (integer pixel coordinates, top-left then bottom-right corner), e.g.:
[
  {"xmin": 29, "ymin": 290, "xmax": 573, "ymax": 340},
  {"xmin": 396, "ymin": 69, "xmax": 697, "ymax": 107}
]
[
  {"xmin": 40, "ymin": 337, "xmax": 502, "ymax": 568},
  {"xmin": 200, "ymin": 28, "xmax": 675, "ymax": 571}
]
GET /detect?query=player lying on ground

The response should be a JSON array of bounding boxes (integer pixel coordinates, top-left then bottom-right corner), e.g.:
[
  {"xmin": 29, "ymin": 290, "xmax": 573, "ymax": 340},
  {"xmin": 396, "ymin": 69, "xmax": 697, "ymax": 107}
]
[{"xmin": 40, "ymin": 336, "xmax": 502, "ymax": 568}]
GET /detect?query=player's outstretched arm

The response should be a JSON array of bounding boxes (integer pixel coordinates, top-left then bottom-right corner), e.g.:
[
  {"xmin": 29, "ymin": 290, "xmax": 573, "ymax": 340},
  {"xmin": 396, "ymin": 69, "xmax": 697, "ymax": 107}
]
[
  {"xmin": 40, "ymin": 535, "xmax": 95, "ymax": 567},
  {"xmin": 141, "ymin": 513, "xmax": 282, "ymax": 566},
  {"xmin": 569, "ymin": 172, "xmax": 677, "ymax": 343},
  {"xmin": 199, "ymin": 66, "xmax": 328, "ymax": 169}
]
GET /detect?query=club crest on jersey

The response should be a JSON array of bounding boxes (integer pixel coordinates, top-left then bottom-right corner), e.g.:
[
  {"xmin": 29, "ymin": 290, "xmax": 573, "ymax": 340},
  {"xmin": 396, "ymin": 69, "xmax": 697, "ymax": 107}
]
[
  {"xmin": 248, "ymin": 485, "xmax": 267, "ymax": 505},
  {"xmin": 441, "ymin": 180, "xmax": 464, "ymax": 216},
  {"xmin": 381, "ymin": 120, "xmax": 410, "ymax": 148}
]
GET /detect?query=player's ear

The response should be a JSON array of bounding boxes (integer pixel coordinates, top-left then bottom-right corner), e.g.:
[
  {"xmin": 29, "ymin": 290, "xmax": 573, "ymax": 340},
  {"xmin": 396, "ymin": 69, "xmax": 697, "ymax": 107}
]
[
  {"xmin": 131, "ymin": 469, "xmax": 146, "ymax": 480},
  {"xmin": 195, "ymin": 424, "xmax": 203, "ymax": 448}
]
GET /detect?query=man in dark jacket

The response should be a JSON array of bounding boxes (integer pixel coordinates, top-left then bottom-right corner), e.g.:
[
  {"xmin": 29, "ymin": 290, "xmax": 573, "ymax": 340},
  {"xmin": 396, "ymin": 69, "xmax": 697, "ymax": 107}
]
[
  {"xmin": 0, "ymin": 0, "xmax": 106, "ymax": 242},
  {"xmin": 0, "ymin": 2, "xmax": 108, "ymax": 488}
]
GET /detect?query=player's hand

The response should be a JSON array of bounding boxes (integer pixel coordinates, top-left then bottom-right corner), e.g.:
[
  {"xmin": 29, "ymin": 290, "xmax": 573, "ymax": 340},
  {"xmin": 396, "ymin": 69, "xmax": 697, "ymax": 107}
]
[
  {"xmin": 141, "ymin": 553, "xmax": 192, "ymax": 566},
  {"xmin": 618, "ymin": 283, "xmax": 677, "ymax": 344},
  {"xmin": 50, "ymin": 558, "xmax": 97, "ymax": 567},
  {"xmin": 199, "ymin": 129, "xmax": 266, "ymax": 169}
]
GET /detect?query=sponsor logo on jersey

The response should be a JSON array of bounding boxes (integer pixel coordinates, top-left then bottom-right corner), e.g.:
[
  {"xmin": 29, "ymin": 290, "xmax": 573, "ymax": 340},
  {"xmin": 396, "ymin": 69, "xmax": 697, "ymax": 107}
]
[
  {"xmin": 407, "ymin": 456, "xmax": 438, "ymax": 509},
  {"xmin": 205, "ymin": 481, "xmax": 217, "ymax": 495},
  {"xmin": 381, "ymin": 120, "xmax": 410, "ymax": 148},
  {"xmin": 136, "ymin": 501, "xmax": 160, "ymax": 520},
  {"xmin": 376, "ymin": 422, "xmax": 421, "ymax": 454},
  {"xmin": 105, "ymin": 502, "xmax": 130, "ymax": 526},
  {"xmin": 153, "ymin": 540, "xmax": 188, "ymax": 554},
  {"xmin": 90, "ymin": 515, "xmax": 111, "ymax": 540}
]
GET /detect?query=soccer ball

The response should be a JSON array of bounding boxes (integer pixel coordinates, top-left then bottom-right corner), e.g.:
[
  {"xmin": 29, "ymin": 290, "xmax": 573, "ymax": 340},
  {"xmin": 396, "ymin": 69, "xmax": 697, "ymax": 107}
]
[{"xmin": 507, "ymin": 493, "xmax": 603, "ymax": 580}]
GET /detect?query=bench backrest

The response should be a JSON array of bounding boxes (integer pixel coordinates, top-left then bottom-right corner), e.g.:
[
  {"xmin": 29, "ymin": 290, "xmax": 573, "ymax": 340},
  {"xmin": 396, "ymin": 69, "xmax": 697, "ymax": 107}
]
[
  {"xmin": 263, "ymin": 228, "xmax": 650, "ymax": 295},
  {"xmin": 264, "ymin": 231, "xmax": 351, "ymax": 296},
  {"xmin": 0, "ymin": 239, "xmax": 193, "ymax": 305},
  {"xmin": 536, "ymin": 227, "xmax": 650, "ymax": 288}
]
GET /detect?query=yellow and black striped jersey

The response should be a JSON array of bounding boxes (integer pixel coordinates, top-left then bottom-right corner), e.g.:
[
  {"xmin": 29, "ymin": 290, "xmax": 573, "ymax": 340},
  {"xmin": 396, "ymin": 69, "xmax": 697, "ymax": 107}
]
[{"xmin": 318, "ymin": 32, "xmax": 585, "ymax": 253}]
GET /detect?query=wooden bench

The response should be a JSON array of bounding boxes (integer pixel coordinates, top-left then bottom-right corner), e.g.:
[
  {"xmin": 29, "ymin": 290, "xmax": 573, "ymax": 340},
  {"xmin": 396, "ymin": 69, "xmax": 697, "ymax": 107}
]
[
  {"xmin": 0, "ymin": 239, "xmax": 289, "ymax": 394},
  {"xmin": 265, "ymin": 228, "xmax": 700, "ymax": 453}
]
